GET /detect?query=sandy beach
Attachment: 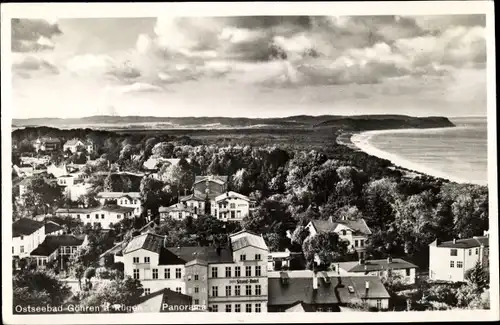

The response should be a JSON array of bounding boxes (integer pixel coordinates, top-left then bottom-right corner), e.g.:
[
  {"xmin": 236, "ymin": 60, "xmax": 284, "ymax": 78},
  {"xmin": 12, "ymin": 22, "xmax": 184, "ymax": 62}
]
[{"xmin": 349, "ymin": 129, "xmax": 475, "ymax": 184}]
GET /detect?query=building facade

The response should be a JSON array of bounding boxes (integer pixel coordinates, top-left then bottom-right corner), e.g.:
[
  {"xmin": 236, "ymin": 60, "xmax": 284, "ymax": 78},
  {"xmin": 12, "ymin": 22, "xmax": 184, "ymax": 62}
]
[
  {"xmin": 159, "ymin": 203, "xmax": 198, "ymax": 220},
  {"xmin": 63, "ymin": 138, "xmax": 95, "ymax": 154},
  {"xmin": 55, "ymin": 205, "xmax": 135, "ymax": 229},
  {"xmin": 212, "ymin": 191, "xmax": 251, "ymax": 222},
  {"xmin": 429, "ymin": 234, "xmax": 489, "ymax": 282},
  {"xmin": 30, "ymin": 234, "xmax": 87, "ymax": 269},
  {"xmin": 193, "ymin": 175, "xmax": 228, "ymax": 200},
  {"xmin": 97, "ymin": 192, "xmax": 142, "ymax": 216},
  {"xmin": 33, "ymin": 137, "xmax": 61, "ymax": 152}
]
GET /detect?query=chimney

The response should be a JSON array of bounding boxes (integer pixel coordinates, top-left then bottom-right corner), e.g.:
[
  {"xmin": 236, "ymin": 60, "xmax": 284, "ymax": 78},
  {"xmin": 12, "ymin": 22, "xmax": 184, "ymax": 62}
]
[
  {"xmin": 359, "ymin": 258, "xmax": 365, "ymax": 265},
  {"xmin": 453, "ymin": 238, "xmax": 456, "ymax": 244},
  {"xmin": 336, "ymin": 263, "xmax": 340, "ymax": 275},
  {"xmin": 365, "ymin": 281, "xmax": 370, "ymax": 290},
  {"xmin": 163, "ymin": 235, "xmax": 167, "ymax": 248},
  {"xmin": 312, "ymin": 272, "xmax": 318, "ymax": 290},
  {"xmin": 387, "ymin": 256, "xmax": 393, "ymax": 264}
]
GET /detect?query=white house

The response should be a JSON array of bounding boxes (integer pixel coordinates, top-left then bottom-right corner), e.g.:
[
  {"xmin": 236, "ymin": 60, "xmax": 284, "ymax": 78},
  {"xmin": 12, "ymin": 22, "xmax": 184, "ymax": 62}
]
[
  {"xmin": 33, "ymin": 137, "xmax": 61, "ymax": 152},
  {"xmin": 212, "ymin": 191, "xmax": 251, "ymax": 222},
  {"xmin": 12, "ymin": 219, "xmax": 64, "ymax": 260},
  {"xmin": 429, "ymin": 233, "xmax": 489, "ymax": 282},
  {"xmin": 96, "ymin": 192, "xmax": 142, "ymax": 216},
  {"xmin": 63, "ymin": 138, "xmax": 95, "ymax": 154},
  {"xmin": 55, "ymin": 205, "xmax": 136, "ymax": 229},
  {"xmin": 333, "ymin": 257, "xmax": 418, "ymax": 284},
  {"xmin": 180, "ymin": 193, "xmax": 207, "ymax": 215},
  {"xmin": 159, "ymin": 203, "xmax": 198, "ymax": 220},
  {"xmin": 306, "ymin": 217, "xmax": 372, "ymax": 259},
  {"xmin": 30, "ymin": 234, "xmax": 88, "ymax": 269}
]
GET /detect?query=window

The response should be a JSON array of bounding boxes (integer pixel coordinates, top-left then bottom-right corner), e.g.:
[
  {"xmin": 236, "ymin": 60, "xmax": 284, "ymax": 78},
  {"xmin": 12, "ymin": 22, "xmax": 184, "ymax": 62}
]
[
  {"xmin": 450, "ymin": 261, "xmax": 455, "ymax": 268},
  {"xmin": 194, "ymin": 274, "xmax": 199, "ymax": 281},
  {"xmin": 211, "ymin": 305, "xmax": 218, "ymax": 312},
  {"xmin": 176, "ymin": 287, "xmax": 182, "ymax": 293},
  {"xmin": 237, "ymin": 211, "xmax": 241, "ymax": 218},
  {"xmin": 240, "ymin": 254, "xmax": 246, "ymax": 261},
  {"xmin": 101, "ymin": 214, "xmax": 105, "ymax": 219},
  {"xmin": 476, "ymin": 248, "xmax": 479, "ymax": 255},
  {"xmin": 376, "ymin": 299, "xmax": 382, "ymax": 309},
  {"xmin": 152, "ymin": 269, "xmax": 158, "ymax": 279},
  {"xmin": 255, "ymin": 254, "xmax": 261, "ymax": 261},
  {"xmin": 469, "ymin": 249, "xmax": 472, "ymax": 256},
  {"xmin": 231, "ymin": 211, "xmax": 235, "ymax": 219},
  {"xmin": 20, "ymin": 246, "xmax": 24, "ymax": 253},
  {"xmin": 95, "ymin": 214, "xmax": 99, "ymax": 219},
  {"xmin": 176, "ymin": 268, "xmax": 182, "ymax": 279},
  {"xmin": 360, "ymin": 240, "xmax": 365, "ymax": 247},
  {"xmin": 133, "ymin": 269, "xmax": 139, "ymax": 279},
  {"xmin": 457, "ymin": 261, "xmax": 463, "ymax": 268},
  {"xmin": 450, "ymin": 249, "xmax": 458, "ymax": 256},
  {"xmin": 144, "ymin": 256, "xmax": 150, "ymax": 264},
  {"xmin": 235, "ymin": 304, "xmax": 241, "ymax": 312},
  {"xmin": 211, "ymin": 267, "xmax": 218, "ymax": 278},
  {"xmin": 341, "ymin": 230, "xmax": 346, "ymax": 236},
  {"xmin": 255, "ymin": 266, "xmax": 261, "ymax": 277},
  {"xmin": 76, "ymin": 214, "xmax": 80, "ymax": 218},
  {"xmin": 406, "ymin": 269, "xmax": 411, "ymax": 276},
  {"xmin": 355, "ymin": 240, "xmax": 359, "ymax": 247},
  {"xmin": 230, "ymin": 203, "xmax": 235, "ymax": 209},
  {"xmin": 225, "ymin": 304, "xmax": 232, "ymax": 312},
  {"xmin": 165, "ymin": 268, "xmax": 170, "ymax": 279},
  {"xmin": 211, "ymin": 286, "xmax": 218, "ymax": 297},
  {"xmin": 117, "ymin": 214, "xmax": 121, "ymax": 219},
  {"xmin": 246, "ymin": 304, "xmax": 252, "ymax": 313},
  {"xmin": 255, "ymin": 285, "xmax": 261, "ymax": 296},
  {"xmin": 235, "ymin": 266, "xmax": 241, "ymax": 277},
  {"xmin": 194, "ymin": 286, "xmax": 199, "ymax": 293},
  {"xmin": 246, "ymin": 266, "xmax": 252, "ymax": 277},
  {"xmin": 87, "ymin": 214, "xmax": 90, "ymax": 219},
  {"xmin": 194, "ymin": 299, "xmax": 199, "ymax": 305},
  {"xmin": 317, "ymin": 307, "xmax": 323, "ymax": 312},
  {"xmin": 255, "ymin": 303, "xmax": 261, "ymax": 313},
  {"xmin": 245, "ymin": 285, "xmax": 252, "ymax": 296},
  {"xmin": 144, "ymin": 288, "xmax": 150, "ymax": 295},
  {"xmin": 225, "ymin": 266, "xmax": 232, "ymax": 278},
  {"xmin": 225, "ymin": 285, "xmax": 231, "ymax": 296},
  {"xmin": 235, "ymin": 285, "xmax": 241, "ymax": 296}
]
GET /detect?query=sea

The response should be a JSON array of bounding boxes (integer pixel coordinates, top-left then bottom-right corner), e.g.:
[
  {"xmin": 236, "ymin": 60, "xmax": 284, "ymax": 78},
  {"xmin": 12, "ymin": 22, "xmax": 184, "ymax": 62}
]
[{"xmin": 351, "ymin": 117, "xmax": 489, "ymax": 186}]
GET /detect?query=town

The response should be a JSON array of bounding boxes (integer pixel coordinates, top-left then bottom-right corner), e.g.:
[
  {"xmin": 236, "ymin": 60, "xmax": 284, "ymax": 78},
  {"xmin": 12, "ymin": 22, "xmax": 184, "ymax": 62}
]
[{"xmin": 11, "ymin": 132, "xmax": 490, "ymax": 313}]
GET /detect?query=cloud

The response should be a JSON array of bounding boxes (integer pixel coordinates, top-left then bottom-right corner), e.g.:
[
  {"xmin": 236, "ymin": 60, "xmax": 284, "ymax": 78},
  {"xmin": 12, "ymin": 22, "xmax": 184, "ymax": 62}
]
[
  {"xmin": 107, "ymin": 82, "xmax": 164, "ymax": 94},
  {"xmin": 12, "ymin": 55, "xmax": 59, "ymax": 74},
  {"xmin": 11, "ymin": 18, "xmax": 62, "ymax": 52}
]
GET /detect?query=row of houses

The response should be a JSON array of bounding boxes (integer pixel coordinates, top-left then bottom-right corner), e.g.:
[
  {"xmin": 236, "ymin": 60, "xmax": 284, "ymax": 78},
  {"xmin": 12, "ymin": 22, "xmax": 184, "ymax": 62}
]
[{"xmin": 32, "ymin": 137, "xmax": 95, "ymax": 153}]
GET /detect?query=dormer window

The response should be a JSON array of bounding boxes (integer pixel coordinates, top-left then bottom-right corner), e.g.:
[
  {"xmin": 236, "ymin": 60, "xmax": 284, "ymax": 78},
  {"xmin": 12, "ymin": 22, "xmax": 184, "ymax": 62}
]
[{"xmin": 341, "ymin": 230, "xmax": 346, "ymax": 236}]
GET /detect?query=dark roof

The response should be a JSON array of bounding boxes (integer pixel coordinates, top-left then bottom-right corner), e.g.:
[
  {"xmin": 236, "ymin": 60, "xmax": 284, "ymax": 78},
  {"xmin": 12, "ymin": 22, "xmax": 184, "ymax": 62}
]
[
  {"xmin": 45, "ymin": 221, "xmax": 63, "ymax": 234},
  {"xmin": 134, "ymin": 288, "xmax": 194, "ymax": 312},
  {"xmin": 123, "ymin": 233, "xmax": 165, "ymax": 254},
  {"xmin": 100, "ymin": 240, "xmax": 128, "ymax": 258},
  {"xmin": 437, "ymin": 236, "xmax": 489, "ymax": 249},
  {"xmin": 160, "ymin": 246, "xmax": 233, "ymax": 265},
  {"xmin": 100, "ymin": 205, "xmax": 136, "ymax": 213},
  {"xmin": 13, "ymin": 218, "xmax": 44, "ymax": 237},
  {"xmin": 55, "ymin": 205, "xmax": 135, "ymax": 214},
  {"xmin": 194, "ymin": 175, "xmax": 228, "ymax": 184},
  {"xmin": 311, "ymin": 218, "xmax": 372, "ymax": 236},
  {"xmin": 268, "ymin": 275, "xmax": 390, "ymax": 306},
  {"xmin": 30, "ymin": 235, "xmax": 85, "ymax": 256},
  {"xmin": 39, "ymin": 137, "xmax": 61, "ymax": 144},
  {"xmin": 337, "ymin": 258, "xmax": 418, "ymax": 272},
  {"xmin": 180, "ymin": 193, "xmax": 206, "ymax": 202}
]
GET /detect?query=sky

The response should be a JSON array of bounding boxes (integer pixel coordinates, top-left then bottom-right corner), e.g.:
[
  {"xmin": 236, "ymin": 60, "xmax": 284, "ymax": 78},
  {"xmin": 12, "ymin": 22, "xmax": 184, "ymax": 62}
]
[{"xmin": 10, "ymin": 15, "xmax": 487, "ymax": 119}]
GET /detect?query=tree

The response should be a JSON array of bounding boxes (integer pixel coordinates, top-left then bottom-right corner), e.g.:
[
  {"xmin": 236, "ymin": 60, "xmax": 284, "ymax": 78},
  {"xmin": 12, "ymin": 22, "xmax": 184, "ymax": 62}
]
[
  {"xmin": 20, "ymin": 175, "xmax": 64, "ymax": 217},
  {"xmin": 465, "ymin": 260, "xmax": 489, "ymax": 292},
  {"xmin": 13, "ymin": 269, "xmax": 71, "ymax": 311},
  {"xmin": 103, "ymin": 172, "xmax": 114, "ymax": 192},
  {"xmin": 290, "ymin": 225, "xmax": 310, "ymax": 246},
  {"xmin": 140, "ymin": 177, "xmax": 169, "ymax": 218},
  {"xmin": 302, "ymin": 232, "xmax": 348, "ymax": 270},
  {"xmin": 152, "ymin": 142, "xmax": 174, "ymax": 158}
]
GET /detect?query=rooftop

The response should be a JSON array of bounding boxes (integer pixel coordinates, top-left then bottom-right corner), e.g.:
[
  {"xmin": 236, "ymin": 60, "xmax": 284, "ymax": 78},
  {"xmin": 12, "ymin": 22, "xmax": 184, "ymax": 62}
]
[
  {"xmin": 160, "ymin": 246, "xmax": 233, "ymax": 265},
  {"xmin": 231, "ymin": 235, "xmax": 268, "ymax": 252},
  {"xmin": 337, "ymin": 258, "xmax": 418, "ymax": 272},
  {"xmin": 55, "ymin": 205, "xmax": 135, "ymax": 214},
  {"xmin": 194, "ymin": 175, "xmax": 228, "ymax": 185},
  {"xmin": 268, "ymin": 275, "xmax": 390, "ymax": 306},
  {"xmin": 180, "ymin": 193, "xmax": 206, "ymax": 202},
  {"xmin": 310, "ymin": 218, "xmax": 372, "ymax": 236},
  {"xmin": 435, "ymin": 236, "xmax": 489, "ymax": 249},
  {"xmin": 45, "ymin": 221, "xmax": 64, "ymax": 235},
  {"xmin": 215, "ymin": 191, "xmax": 250, "ymax": 202},
  {"xmin": 30, "ymin": 235, "xmax": 86, "ymax": 256},
  {"xmin": 134, "ymin": 288, "xmax": 194, "ymax": 313},
  {"xmin": 159, "ymin": 203, "xmax": 196, "ymax": 213},
  {"xmin": 13, "ymin": 218, "xmax": 44, "ymax": 237},
  {"xmin": 97, "ymin": 192, "xmax": 141, "ymax": 200}
]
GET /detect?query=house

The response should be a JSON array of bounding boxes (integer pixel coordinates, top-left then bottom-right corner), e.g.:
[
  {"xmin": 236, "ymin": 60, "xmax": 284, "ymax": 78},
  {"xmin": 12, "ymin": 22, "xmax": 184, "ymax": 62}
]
[
  {"xmin": 333, "ymin": 257, "xmax": 418, "ymax": 284},
  {"xmin": 306, "ymin": 217, "xmax": 372, "ymax": 259},
  {"xmin": 180, "ymin": 193, "xmax": 207, "ymax": 215},
  {"xmin": 122, "ymin": 229, "xmax": 269, "ymax": 312},
  {"xmin": 30, "ymin": 234, "xmax": 88, "ymax": 269},
  {"xmin": 99, "ymin": 240, "xmax": 129, "ymax": 266},
  {"xmin": 429, "ymin": 233, "xmax": 489, "ymax": 282},
  {"xmin": 12, "ymin": 219, "xmax": 64, "ymax": 260},
  {"xmin": 212, "ymin": 191, "xmax": 251, "ymax": 222},
  {"xmin": 14, "ymin": 164, "xmax": 34, "ymax": 177},
  {"xmin": 33, "ymin": 137, "xmax": 61, "ymax": 152},
  {"xmin": 133, "ymin": 288, "xmax": 201, "ymax": 312},
  {"xmin": 267, "ymin": 249, "xmax": 304, "ymax": 272},
  {"xmin": 47, "ymin": 163, "xmax": 70, "ymax": 178},
  {"xmin": 55, "ymin": 205, "xmax": 136, "ymax": 229},
  {"xmin": 193, "ymin": 175, "xmax": 228, "ymax": 200},
  {"xmin": 97, "ymin": 192, "xmax": 142, "ymax": 216},
  {"xmin": 66, "ymin": 183, "xmax": 94, "ymax": 201},
  {"xmin": 159, "ymin": 203, "xmax": 198, "ymax": 220},
  {"xmin": 267, "ymin": 271, "xmax": 390, "ymax": 312},
  {"xmin": 63, "ymin": 138, "xmax": 95, "ymax": 154}
]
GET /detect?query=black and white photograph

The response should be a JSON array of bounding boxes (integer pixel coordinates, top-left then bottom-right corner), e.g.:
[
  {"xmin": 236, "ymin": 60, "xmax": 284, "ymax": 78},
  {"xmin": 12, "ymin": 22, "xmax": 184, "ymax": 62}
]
[{"xmin": 1, "ymin": 2, "xmax": 498, "ymax": 324}]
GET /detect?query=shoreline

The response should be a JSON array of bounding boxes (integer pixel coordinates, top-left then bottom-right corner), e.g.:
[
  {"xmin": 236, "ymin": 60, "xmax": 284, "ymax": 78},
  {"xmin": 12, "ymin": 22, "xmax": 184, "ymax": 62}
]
[{"xmin": 347, "ymin": 128, "xmax": 486, "ymax": 186}]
